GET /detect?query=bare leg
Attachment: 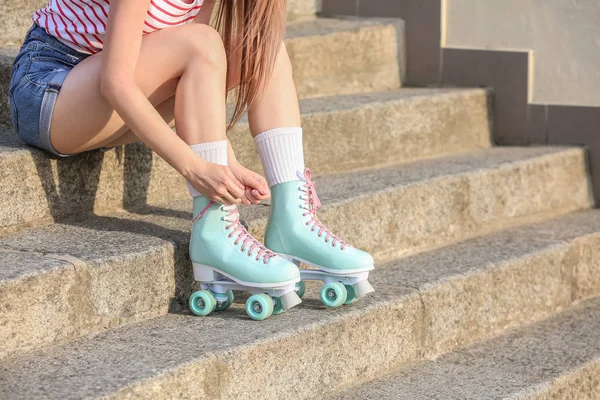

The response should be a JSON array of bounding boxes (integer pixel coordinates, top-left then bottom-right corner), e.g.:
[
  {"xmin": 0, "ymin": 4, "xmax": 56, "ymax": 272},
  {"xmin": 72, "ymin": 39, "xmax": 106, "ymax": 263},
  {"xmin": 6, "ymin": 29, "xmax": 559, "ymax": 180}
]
[
  {"xmin": 49, "ymin": 23, "xmax": 228, "ymax": 155},
  {"xmin": 102, "ymin": 96, "xmax": 175, "ymax": 147},
  {"xmin": 245, "ymin": 41, "xmax": 302, "ymax": 136}
]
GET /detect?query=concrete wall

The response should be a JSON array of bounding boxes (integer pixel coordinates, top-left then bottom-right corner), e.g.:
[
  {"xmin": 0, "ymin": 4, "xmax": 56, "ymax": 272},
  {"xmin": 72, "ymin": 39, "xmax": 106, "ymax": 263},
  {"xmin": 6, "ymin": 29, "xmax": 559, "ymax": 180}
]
[
  {"xmin": 443, "ymin": 0, "xmax": 600, "ymax": 107},
  {"xmin": 322, "ymin": 0, "xmax": 600, "ymax": 205}
]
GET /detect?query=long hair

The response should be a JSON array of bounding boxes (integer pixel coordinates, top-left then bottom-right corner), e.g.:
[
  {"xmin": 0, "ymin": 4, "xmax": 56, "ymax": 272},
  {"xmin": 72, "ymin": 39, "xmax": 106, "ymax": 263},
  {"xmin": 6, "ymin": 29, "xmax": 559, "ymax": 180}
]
[{"xmin": 213, "ymin": 0, "xmax": 286, "ymax": 131}]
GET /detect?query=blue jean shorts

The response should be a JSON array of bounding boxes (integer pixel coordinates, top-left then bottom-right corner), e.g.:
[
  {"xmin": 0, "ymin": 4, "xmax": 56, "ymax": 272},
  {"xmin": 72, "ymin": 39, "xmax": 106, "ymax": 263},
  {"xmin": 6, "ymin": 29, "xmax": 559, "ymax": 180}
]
[{"xmin": 8, "ymin": 22, "xmax": 101, "ymax": 158}]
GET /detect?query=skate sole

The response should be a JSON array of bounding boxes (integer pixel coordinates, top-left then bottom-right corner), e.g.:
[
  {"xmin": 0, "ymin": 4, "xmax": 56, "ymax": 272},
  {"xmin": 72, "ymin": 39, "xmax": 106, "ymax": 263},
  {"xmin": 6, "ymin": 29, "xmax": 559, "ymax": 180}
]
[
  {"xmin": 192, "ymin": 262, "xmax": 300, "ymax": 293},
  {"xmin": 277, "ymin": 253, "xmax": 375, "ymax": 300},
  {"xmin": 190, "ymin": 263, "xmax": 302, "ymax": 318},
  {"xmin": 276, "ymin": 253, "xmax": 374, "ymax": 276}
]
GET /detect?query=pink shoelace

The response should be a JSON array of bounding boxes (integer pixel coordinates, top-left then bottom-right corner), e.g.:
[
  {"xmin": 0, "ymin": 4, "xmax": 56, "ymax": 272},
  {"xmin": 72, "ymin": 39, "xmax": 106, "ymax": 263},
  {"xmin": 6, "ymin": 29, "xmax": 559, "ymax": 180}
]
[
  {"xmin": 193, "ymin": 201, "xmax": 277, "ymax": 264},
  {"xmin": 298, "ymin": 168, "xmax": 349, "ymax": 250}
]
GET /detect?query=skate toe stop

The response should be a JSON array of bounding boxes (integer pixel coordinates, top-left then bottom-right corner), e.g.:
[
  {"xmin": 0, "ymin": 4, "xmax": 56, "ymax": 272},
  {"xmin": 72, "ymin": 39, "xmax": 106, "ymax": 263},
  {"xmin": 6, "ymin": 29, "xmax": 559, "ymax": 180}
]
[
  {"xmin": 279, "ymin": 290, "xmax": 302, "ymax": 310},
  {"xmin": 354, "ymin": 280, "xmax": 375, "ymax": 297}
]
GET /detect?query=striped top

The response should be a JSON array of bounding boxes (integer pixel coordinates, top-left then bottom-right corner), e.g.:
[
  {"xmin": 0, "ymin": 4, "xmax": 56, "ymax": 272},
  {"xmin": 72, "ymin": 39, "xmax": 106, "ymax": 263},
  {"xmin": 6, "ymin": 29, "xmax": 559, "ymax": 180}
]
[{"xmin": 33, "ymin": 0, "xmax": 205, "ymax": 55}]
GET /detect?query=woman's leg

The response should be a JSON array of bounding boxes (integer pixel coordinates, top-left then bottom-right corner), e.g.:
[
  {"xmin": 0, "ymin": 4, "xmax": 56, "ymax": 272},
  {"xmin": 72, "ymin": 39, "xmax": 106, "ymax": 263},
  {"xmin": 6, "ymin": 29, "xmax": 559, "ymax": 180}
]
[
  {"xmin": 246, "ymin": 41, "xmax": 301, "ymax": 135},
  {"xmin": 231, "ymin": 40, "xmax": 304, "ymax": 188},
  {"xmin": 101, "ymin": 96, "xmax": 175, "ymax": 147},
  {"xmin": 49, "ymin": 23, "xmax": 228, "ymax": 154},
  {"xmin": 242, "ymin": 40, "xmax": 376, "ymax": 306}
]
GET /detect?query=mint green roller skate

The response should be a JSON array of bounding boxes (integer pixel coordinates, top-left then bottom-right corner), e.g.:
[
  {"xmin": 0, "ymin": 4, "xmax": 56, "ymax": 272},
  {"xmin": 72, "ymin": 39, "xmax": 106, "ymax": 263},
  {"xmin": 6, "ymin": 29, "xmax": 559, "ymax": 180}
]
[
  {"xmin": 265, "ymin": 168, "xmax": 375, "ymax": 308},
  {"xmin": 189, "ymin": 195, "xmax": 302, "ymax": 321}
]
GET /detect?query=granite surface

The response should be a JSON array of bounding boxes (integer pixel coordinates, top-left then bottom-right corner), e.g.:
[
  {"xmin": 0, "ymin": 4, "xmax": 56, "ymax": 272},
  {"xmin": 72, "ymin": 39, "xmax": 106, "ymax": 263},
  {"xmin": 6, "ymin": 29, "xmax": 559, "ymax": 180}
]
[
  {"xmin": 0, "ymin": 87, "xmax": 491, "ymax": 232},
  {"xmin": 326, "ymin": 298, "xmax": 600, "ymax": 400},
  {"xmin": 1, "ymin": 212, "xmax": 600, "ymax": 398},
  {"xmin": 0, "ymin": 147, "xmax": 593, "ymax": 360}
]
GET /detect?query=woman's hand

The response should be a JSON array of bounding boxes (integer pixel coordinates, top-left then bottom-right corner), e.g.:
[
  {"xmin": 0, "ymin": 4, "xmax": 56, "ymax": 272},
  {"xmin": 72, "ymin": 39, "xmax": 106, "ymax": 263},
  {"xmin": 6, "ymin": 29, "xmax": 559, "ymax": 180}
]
[
  {"xmin": 229, "ymin": 161, "xmax": 271, "ymax": 205},
  {"xmin": 185, "ymin": 159, "xmax": 246, "ymax": 205}
]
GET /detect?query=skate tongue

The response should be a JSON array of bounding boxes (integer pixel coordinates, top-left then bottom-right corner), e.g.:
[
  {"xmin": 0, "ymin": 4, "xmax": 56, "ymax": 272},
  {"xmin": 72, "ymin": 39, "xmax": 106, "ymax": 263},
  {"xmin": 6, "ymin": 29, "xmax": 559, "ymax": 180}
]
[
  {"xmin": 298, "ymin": 168, "xmax": 349, "ymax": 249},
  {"xmin": 223, "ymin": 206, "xmax": 277, "ymax": 263},
  {"xmin": 298, "ymin": 168, "xmax": 321, "ymax": 211},
  {"xmin": 192, "ymin": 200, "xmax": 218, "ymax": 223}
]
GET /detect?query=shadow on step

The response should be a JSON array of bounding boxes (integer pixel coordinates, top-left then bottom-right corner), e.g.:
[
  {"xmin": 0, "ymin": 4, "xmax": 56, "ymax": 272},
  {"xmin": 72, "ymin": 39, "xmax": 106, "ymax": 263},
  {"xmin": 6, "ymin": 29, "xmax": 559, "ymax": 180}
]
[
  {"xmin": 3, "ymin": 136, "xmax": 205, "ymax": 309},
  {"xmin": 27, "ymin": 142, "xmax": 158, "ymax": 221},
  {"xmin": 56, "ymin": 207, "xmax": 197, "ymax": 312}
]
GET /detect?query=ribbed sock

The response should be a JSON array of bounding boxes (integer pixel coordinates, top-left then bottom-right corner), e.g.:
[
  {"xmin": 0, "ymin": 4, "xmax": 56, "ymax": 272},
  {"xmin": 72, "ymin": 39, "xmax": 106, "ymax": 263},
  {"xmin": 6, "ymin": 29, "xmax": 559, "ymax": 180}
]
[
  {"xmin": 254, "ymin": 127, "xmax": 305, "ymax": 187},
  {"xmin": 187, "ymin": 140, "xmax": 228, "ymax": 197}
]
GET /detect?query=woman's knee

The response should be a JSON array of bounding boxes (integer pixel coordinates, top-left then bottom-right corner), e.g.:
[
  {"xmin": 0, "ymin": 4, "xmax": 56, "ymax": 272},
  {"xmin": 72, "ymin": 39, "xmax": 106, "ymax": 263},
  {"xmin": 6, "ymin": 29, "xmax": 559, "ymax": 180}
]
[{"xmin": 180, "ymin": 23, "xmax": 227, "ymax": 70}]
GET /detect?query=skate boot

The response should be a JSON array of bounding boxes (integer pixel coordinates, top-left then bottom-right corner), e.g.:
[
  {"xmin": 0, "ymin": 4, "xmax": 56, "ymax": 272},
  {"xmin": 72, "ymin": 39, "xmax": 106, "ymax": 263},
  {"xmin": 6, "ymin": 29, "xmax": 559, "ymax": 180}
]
[
  {"xmin": 265, "ymin": 168, "xmax": 375, "ymax": 308},
  {"xmin": 189, "ymin": 195, "xmax": 302, "ymax": 321}
]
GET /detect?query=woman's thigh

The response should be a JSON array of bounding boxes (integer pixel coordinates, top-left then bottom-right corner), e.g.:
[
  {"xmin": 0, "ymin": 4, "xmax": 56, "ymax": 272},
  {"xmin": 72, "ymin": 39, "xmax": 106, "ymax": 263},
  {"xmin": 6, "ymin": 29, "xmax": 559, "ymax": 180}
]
[{"xmin": 50, "ymin": 23, "xmax": 216, "ymax": 154}]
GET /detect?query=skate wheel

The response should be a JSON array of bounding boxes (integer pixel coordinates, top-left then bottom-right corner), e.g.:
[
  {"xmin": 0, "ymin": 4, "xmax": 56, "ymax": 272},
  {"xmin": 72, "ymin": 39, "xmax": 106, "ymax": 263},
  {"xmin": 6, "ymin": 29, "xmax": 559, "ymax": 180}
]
[
  {"xmin": 320, "ymin": 282, "xmax": 347, "ymax": 308},
  {"xmin": 214, "ymin": 290, "xmax": 234, "ymax": 312},
  {"xmin": 344, "ymin": 284, "xmax": 357, "ymax": 305},
  {"xmin": 272, "ymin": 296, "xmax": 285, "ymax": 315},
  {"xmin": 245, "ymin": 293, "xmax": 274, "ymax": 321},
  {"xmin": 189, "ymin": 290, "xmax": 217, "ymax": 316},
  {"xmin": 296, "ymin": 280, "xmax": 306, "ymax": 298}
]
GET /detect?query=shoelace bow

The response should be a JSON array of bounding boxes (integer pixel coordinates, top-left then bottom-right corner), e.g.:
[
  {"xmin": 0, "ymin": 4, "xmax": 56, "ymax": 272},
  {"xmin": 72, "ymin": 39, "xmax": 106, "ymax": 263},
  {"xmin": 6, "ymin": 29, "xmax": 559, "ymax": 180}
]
[
  {"xmin": 193, "ymin": 201, "xmax": 277, "ymax": 263},
  {"xmin": 298, "ymin": 168, "xmax": 349, "ymax": 250}
]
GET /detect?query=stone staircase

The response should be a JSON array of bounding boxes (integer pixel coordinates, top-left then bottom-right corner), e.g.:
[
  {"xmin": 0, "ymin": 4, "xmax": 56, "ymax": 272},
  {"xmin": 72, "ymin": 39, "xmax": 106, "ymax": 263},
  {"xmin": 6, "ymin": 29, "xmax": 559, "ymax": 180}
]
[{"xmin": 1, "ymin": 2, "xmax": 599, "ymax": 399}]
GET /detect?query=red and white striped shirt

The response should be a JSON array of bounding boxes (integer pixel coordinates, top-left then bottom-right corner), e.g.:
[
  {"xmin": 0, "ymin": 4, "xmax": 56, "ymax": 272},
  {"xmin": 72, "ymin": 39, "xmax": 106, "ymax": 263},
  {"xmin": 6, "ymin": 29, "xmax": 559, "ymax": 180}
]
[{"xmin": 33, "ymin": 0, "xmax": 204, "ymax": 55}]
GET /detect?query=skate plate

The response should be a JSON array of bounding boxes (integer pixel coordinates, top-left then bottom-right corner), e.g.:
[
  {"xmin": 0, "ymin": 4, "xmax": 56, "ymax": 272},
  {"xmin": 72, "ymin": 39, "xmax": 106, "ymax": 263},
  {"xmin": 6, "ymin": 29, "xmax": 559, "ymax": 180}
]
[{"xmin": 193, "ymin": 262, "xmax": 299, "ymax": 298}]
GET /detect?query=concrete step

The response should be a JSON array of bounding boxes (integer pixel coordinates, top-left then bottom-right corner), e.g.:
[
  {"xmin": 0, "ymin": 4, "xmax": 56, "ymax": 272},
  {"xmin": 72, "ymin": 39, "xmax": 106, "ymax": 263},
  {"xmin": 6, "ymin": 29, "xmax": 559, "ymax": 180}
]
[
  {"xmin": 287, "ymin": 0, "xmax": 319, "ymax": 21},
  {"xmin": 325, "ymin": 297, "xmax": 600, "ymax": 400},
  {"xmin": 1, "ymin": 210, "xmax": 599, "ymax": 399},
  {"xmin": 0, "ymin": 47, "xmax": 17, "ymax": 130},
  {"xmin": 1, "ymin": 17, "xmax": 404, "ymax": 127},
  {"xmin": 0, "ymin": 147, "xmax": 591, "ymax": 361},
  {"xmin": 0, "ymin": 0, "xmax": 44, "ymax": 47},
  {"xmin": 284, "ymin": 18, "xmax": 403, "ymax": 98},
  {"xmin": 0, "ymin": 88, "xmax": 490, "ymax": 233}
]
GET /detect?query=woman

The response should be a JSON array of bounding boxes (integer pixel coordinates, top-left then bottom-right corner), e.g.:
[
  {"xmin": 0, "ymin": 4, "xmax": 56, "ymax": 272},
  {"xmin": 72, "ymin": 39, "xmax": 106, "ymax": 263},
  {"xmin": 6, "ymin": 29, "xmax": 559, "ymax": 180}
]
[{"xmin": 8, "ymin": 0, "xmax": 374, "ymax": 320}]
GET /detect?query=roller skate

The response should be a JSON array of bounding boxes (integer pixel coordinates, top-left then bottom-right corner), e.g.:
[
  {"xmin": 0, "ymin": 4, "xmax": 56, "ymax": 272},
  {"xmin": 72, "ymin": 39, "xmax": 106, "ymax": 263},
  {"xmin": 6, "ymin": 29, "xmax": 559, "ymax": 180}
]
[
  {"xmin": 264, "ymin": 168, "xmax": 375, "ymax": 308},
  {"xmin": 189, "ymin": 195, "xmax": 302, "ymax": 321}
]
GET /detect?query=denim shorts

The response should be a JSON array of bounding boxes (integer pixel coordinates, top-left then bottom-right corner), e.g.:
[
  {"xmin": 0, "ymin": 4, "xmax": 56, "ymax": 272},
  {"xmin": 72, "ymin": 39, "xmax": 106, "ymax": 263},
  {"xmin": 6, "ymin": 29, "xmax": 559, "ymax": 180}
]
[{"xmin": 8, "ymin": 22, "xmax": 97, "ymax": 158}]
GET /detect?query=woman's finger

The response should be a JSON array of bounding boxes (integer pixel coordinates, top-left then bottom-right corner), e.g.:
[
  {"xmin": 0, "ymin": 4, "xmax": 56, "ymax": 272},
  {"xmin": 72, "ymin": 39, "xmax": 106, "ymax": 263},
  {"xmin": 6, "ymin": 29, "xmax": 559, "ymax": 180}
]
[
  {"xmin": 239, "ymin": 173, "xmax": 270, "ymax": 200},
  {"xmin": 225, "ymin": 168, "xmax": 246, "ymax": 191},
  {"xmin": 228, "ymin": 184, "xmax": 245, "ymax": 201},
  {"xmin": 241, "ymin": 190, "xmax": 252, "ymax": 205},
  {"xmin": 251, "ymin": 188, "xmax": 270, "ymax": 200},
  {"xmin": 248, "ymin": 173, "xmax": 270, "ymax": 196},
  {"xmin": 213, "ymin": 195, "xmax": 231, "ymax": 206},
  {"xmin": 225, "ymin": 189, "xmax": 243, "ymax": 205},
  {"xmin": 221, "ymin": 181, "xmax": 243, "ymax": 204},
  {"xmin": 246, "ymin": 187, "xmax": 259, "ymax": 204}
]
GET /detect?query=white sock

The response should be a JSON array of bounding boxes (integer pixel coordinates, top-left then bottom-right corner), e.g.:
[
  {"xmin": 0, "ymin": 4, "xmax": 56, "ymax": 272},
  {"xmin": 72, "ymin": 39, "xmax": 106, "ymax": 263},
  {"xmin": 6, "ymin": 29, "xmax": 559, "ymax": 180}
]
[
  {"xmin": 187, "ymin": 140, "xmax": 228, "ymax": 197},
  {"xmin": 254, "ymin": 127, "xmax": 305, "ymax": 187}
]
